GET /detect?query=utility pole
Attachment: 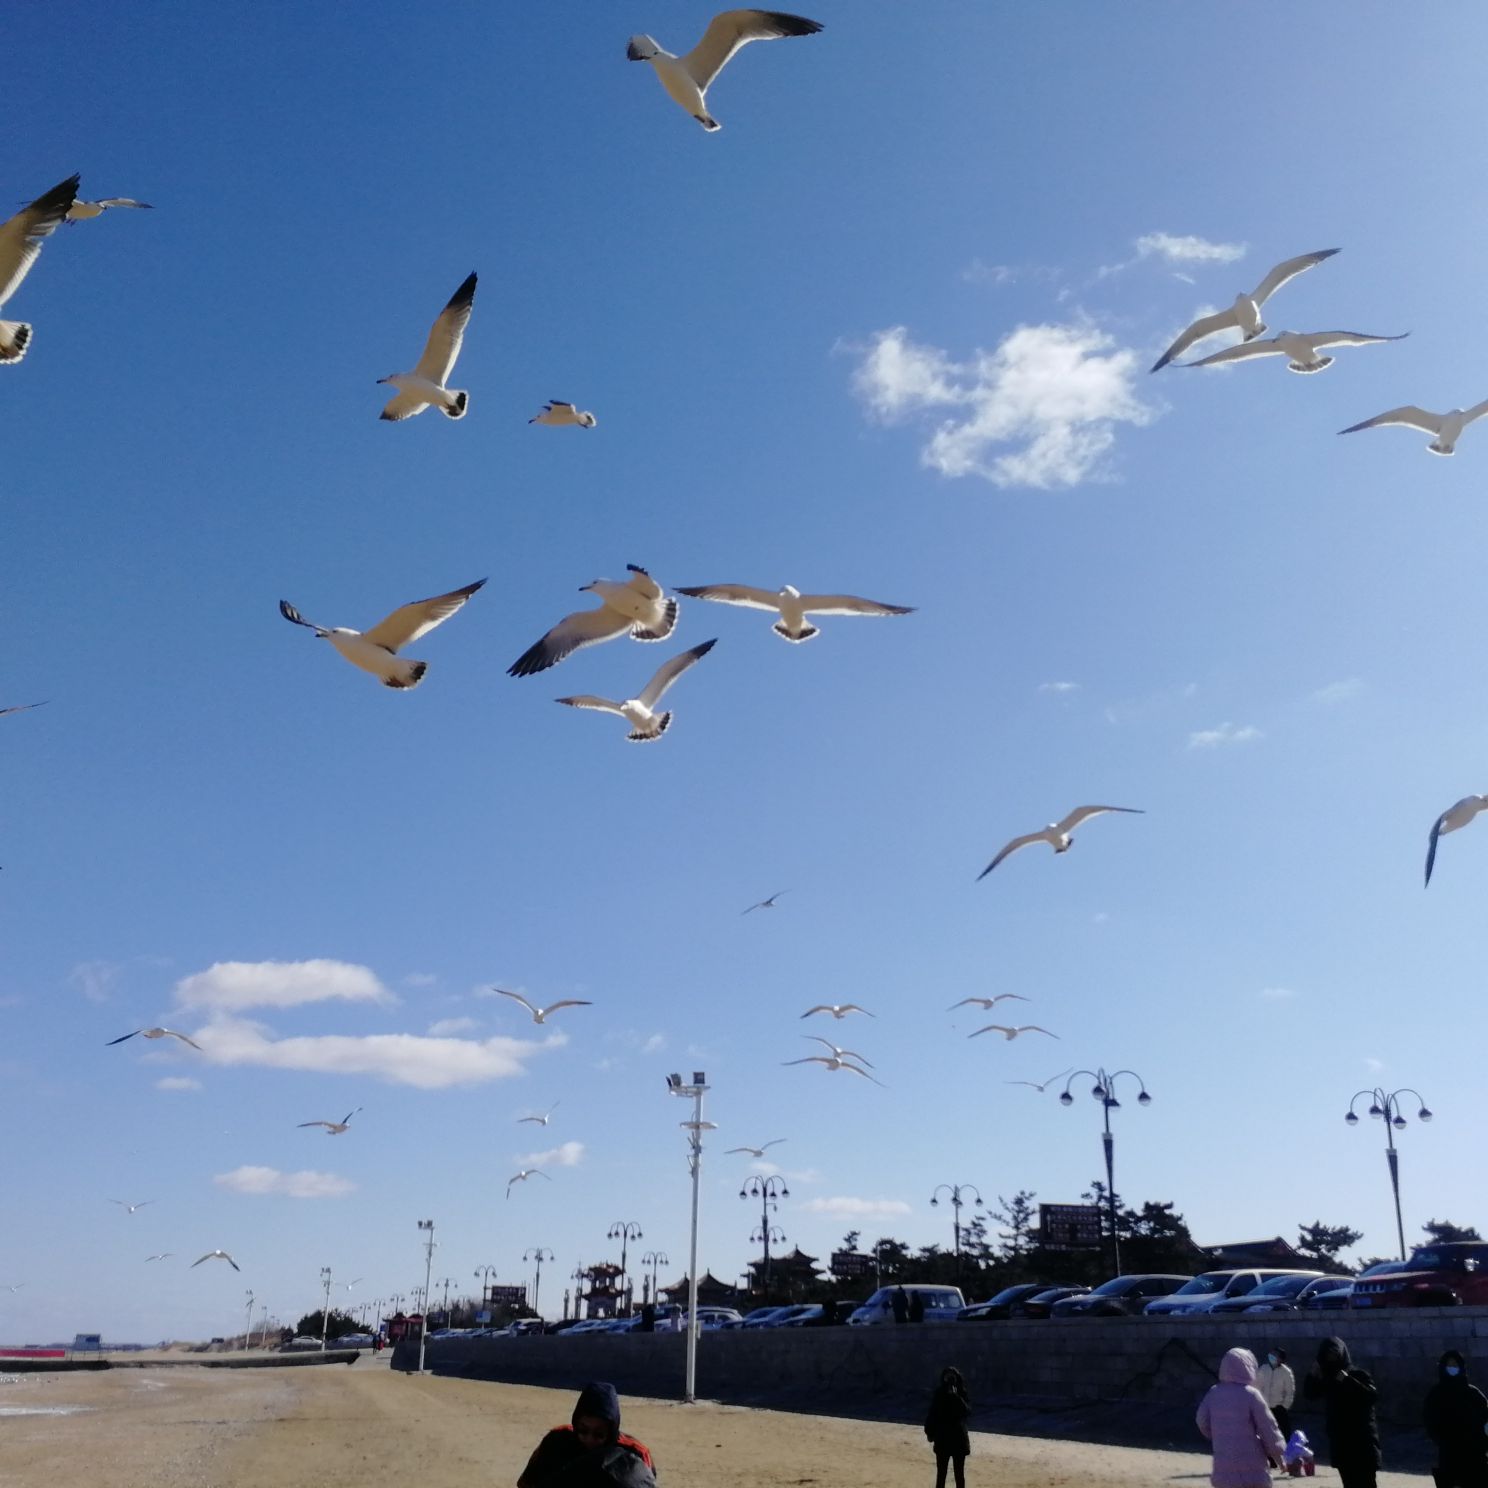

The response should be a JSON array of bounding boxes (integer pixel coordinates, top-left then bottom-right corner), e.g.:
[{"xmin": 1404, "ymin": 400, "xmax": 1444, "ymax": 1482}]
[
  {"xmin": 416, "ymin": 1220, "xmax": 435, "ymax": 1373},
  {"xmin": 318, "ymin": 1267, "xmax": 333, "ymax": 1352},
  {"xmin": 523, "ymin": 1248, "xmax": 555, "ymax": 1315},
  {"xmin": 243, "ymin": 1290, "xmax": 254, "ymax": 1351},
  {"xmin": 667, "ymin": 1070, "xmax": 711, "ymax": 1403}
]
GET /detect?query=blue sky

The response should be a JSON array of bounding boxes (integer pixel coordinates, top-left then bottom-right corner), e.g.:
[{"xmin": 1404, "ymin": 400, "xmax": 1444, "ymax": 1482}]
[{"xmin": 5, "ymin": 2, "xmax": 1488, "ymax": 1342}]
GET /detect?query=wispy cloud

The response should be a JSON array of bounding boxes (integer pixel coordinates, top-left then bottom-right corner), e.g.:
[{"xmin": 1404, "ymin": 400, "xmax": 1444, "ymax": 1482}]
[
  {"xmin": 175, "ymin": 959, "xmax": 394, "ymax": 1014},
  {"xmin": 1311, "ymin": 678, "xmax": 1363, "ymax": 706},
  {"xmin": 851, "ymin": 322, "xmax": 1154, "ymax": 490},
  {"xmin": 403, "ymin": 972, "xmax": 437, "ymax": 989},
  {"xmin": 1259, "ymin": 987, "xmax": 1297, "ymax": 1001},
  {"xmin": 1188, "ymin": 722, "xmax": 1263, "ymax": 749},
  {"xmin": 214, "ymin": 1165, "xmax": 355, "ymax": 1199},
  {"xmin": 962, "ymin": 259, "xmax": 1062, "ymax": 289},
  {"xmin": 1364, "ymin": 1056, "xmax": 1385, "ymax": 1073},
  {"xmin": 427, "ymin": 1016, "xmax": 477, "ymax": 1037},
  {"xmin": 155, "ymin": 1075, "xmax": 202, "ymax": 1092},
  {"xmin": 1038, "ymin": 681, "xmax": 1080, "ymax": 695},
  {"xmin": 1135, "ymin": 231, "xmax": 1246, "ymax": 267},
  {"xmin": 798, "ymin": 1196, "xmax": 912, "ymax": 1219},
  {"xmin": 70, "ymin": 960, "xmax": 122, "ymax": 1004},
  {"xmin": 518, "ymin": 1140, "xmax": 584, "ymax": 1169}
]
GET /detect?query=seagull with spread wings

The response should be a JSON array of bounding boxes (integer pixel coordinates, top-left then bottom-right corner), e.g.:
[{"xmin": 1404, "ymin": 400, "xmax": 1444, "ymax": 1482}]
[
  {"xmin": 724, "ymin": 1139, "xmax": 787, "ymax": 1158},
  {"xmin": 978, "ymin": 806, "xmax": 1143, "ymax": 880},
  {"xmin": 493, "ymin": 989, "xmax": 592, "ymax": 1025},
  {"xmin": 556, "ymin": 639, "xmax": 716, "ymax": 743},
  {"xmin": 674, "ymin": 583, "xmax": 913, "ymax": 643},
  {"xmin": 1, "ymin": 1282, "xmax": 25, "ymax": 1293},
  {"xmin": 508, "ymin": 565, "xmax": 677, "ymax": 677},
  {"xmin": 1006, "ymin": 1068, "xmax": 1074, "ymax": 1094},
  {"xmin": 1340, "ymin": 400, "xmax": 1488, "ymax": 456},
  {"xmin": 1181, "ymin": 328, "xmax": 1406, "ymax": 375},
  {"xmin": 530, "ymin": 399, "xmax": 596, "ymax": 429},
  {"xmin": 800, "ymin": 1003, "xmax": 874, "ymax": 1020},
  {"xmin": 192, "ymin": 1250, "xmax": 241, "ymax": 1271},
  {"xmin": 0, "ymin": 173, "xmax": 79, "ymax": 364},
  {"xmin": 949, "ymin": 994, "xmax": 1029, "ymax": 1011},
  {"xmin": 66, "ymin": 196, "xmax": 152, "ymax": 222},
  {"xmin": 783, "ymin": 1054, "xmax": 884, "ymax": 1085},
  {"xmin": 506, "ymin": 1168, "xmax": 552, "ymax": 1200},
  {"xmin": 742, "ymin": 891, "xmax": 788, "ymax": 915},
  {"xmin": 144, "ymin": 1254, "xmax": 174, "ymax": 1263},
  {"xmin": 1150, "ymin": 249, "xmax": 1340, "ymax": 372},
  {"xmin": 0, "ymin": 702, "xmax": 46, "ymax": 717},
  {"xmin": 970, "ymin": 1024, "xmax": 1058, "ymax": 1042},
  {"xmin": 627, "ymin": 9, "xmax": 823, "ymax": 131},
  {"xmin": 279, "ymin": 579, "xmax": 485, "ymax": 690},
  {"xmin": 377, "ymin": 271, "xmax": 477, "ymax": 420},
  {"xmin": 518, "ymin": 1103, "xmax": 559, "ymax": 1127},
  {"xmin": 1425, "ymin": 795, "xmax": 1488, "ymax": 887},
  {"xmin": 298, "ymin": 1108, "xmax": 362, "ymax": 1135},
  {"xmin": 804, "ymin": 1035, "xmax": 873, "ymax": 1067},
  {"xmin": 108, "ymin": 1199, "xmax": 155, "ymax": 1214},
  {"xmin": 106, "ymin": 1026, "xmax": 202, "ymax": 1051}
]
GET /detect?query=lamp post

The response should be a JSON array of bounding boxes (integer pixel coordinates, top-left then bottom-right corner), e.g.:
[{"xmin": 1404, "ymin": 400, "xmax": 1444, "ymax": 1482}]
[
  {"xmin": 740, "ymin": 1175, "xmax": 789, "ymax": 1299},
  {"xmin": 607, "ymin": 1221, "xmax": 643, "ymax": 1316},
  {"xmin": 1059, "ymin": 1067, "xmax": 1152, "ymax": 1276},
  {"xmin": 318, "ymin": 1267, "xmax": 333, "ymax": 1352},
  {"xmin": 523, "ymin": 1248, "xmax": 555, "ymax": 1315},
  {"xmin": 667, "ymin": 1069, "xmax": 709, "ymax": 1404},
  {"xmin": 641, "ymin": 1250, "xmax": 669, "ymax": 1307},
  {"xmin": 750, "ymin": 1223, "xmax": 787, "ymax": 1295},
  {"xmin": 242, "ymin": 1290, "xmax": 255, "ymax": 1351},
  {"xmin": 416, "ymin": 1219, "xmax": 435, "ymax": 1373},
  {"xmin": 432, "ymin": 1276, "xmax": 455, "ymax": 1326},
  {"xmin": 929, "ymin": 1184, "xmax": 984, "ymax": 1281},
  {"xmin": 570, "ymin": 1262, "xmax": 587, "ymax": 1321},
  {"xmin": 1346, "ymin": 1086, "xmax": 1433, "ymax": 1261},
  {"xmin": 473, "ymin": 1263, "xmax": 497, "ymax": 1318}
]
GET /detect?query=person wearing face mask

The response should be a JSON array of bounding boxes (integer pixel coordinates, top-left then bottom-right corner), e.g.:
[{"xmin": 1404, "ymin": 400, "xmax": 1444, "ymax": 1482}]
[
  {"xmin": 1424, "ymin": 1350, "xmax": 1488, "ymax": 1488},
  {"xmin": 1304, "ymin": 1337, "xmax": 1381, "ymax": 1488},
  {"xmin": 1258, "ymin": 1348, "xmax": 1297, "ymax": 1441}
]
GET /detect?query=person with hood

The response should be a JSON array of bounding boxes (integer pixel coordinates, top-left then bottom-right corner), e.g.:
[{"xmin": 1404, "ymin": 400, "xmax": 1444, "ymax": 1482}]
[
  {"xmin": 1258, "ymin": 1347, "xmax": 1297, "ymax": 1440},
  {"xmin": 1304, "ymin": 1337, "xmax": 1381, "ymax": 1488},
  {"xmin": 1424, "ymin": 1350, "xmax": 1488, "ymax": 1488},
  {"xmin": 924, "ymin": 1366, "xmax": 971, "ymax": 1488},
  {"xmin": 517, "ymin": 1382, "xmax": 657, "ymax": 1488},
  {"xmin": 1196, "ymin": 1347, "xmax": 1287, "ymax": 1488},
  {"xmin": 893, "ymin": 1286, "xmax": 910, "ymax": 1324}
]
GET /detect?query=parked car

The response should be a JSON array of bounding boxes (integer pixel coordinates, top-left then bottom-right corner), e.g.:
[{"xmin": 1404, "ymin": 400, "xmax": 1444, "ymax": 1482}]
[
  {"xmin": 847, "ymin": 1285, "xmax": 966, "ymax": 1325},
  {"xmin": 543, "ymin": 1317, "xmax": 584, "ymax": 1335},
  {"xmin": 1012, "ymin": 1285, "xmax": 1089, "ymax": 1319},
  {"xmin": 1351, "ymin": 1242, "xmax": 1488, "ymax": 1308},
  {"xmin": 1142, "ymin": 1269, "xmax": 1315, "ymax": 1317},
  {"xmin": 1232, "ymin": 1275, "xmax": 1353, "ymax": 1314},
  {"xmin": 739, "ymin": 1306, "xmax": 796, "ymax": 1329},
  {"xmin": 957, "ymin": 1284, "xmax": 1057, "ymax": 1322},
  {"xmin": 1051, "ymin": 1275, "xmax": 1190, "ymax": 1317},
  {"xmin": 759, "ymin": 1304, "xmax": 817, "ymax": 1327},
  {"xmin": 1209, "ymin": 1272, "xmax": 1325, "ymax": 1314},
  {"xmin": 683, "ymin": 1307, "xmax": 744, "ymax": 1330},
  {"xmin": 1301, "ymin": 1261, "xmax": 1401, "ymax": 1313},
  {"xmin": 563, "ymin": 1318, "xmax": 614, "ymax": 1335},
  {"xmin": 780, "ymin": 1304, "xmax": 825, "ymax": 1326}
]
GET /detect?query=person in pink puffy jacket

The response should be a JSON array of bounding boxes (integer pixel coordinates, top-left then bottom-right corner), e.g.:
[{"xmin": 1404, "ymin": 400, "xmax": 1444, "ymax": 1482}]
[{"xmin": 1197, "ymin": 1347, "xmax": 1289, "ymax": 1488}]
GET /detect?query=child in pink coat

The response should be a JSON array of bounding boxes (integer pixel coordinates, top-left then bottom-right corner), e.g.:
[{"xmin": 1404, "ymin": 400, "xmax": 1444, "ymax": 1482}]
[{"xmin": 1198, "ymin": 1347, "xmax": 1288, "ymax": 1488}]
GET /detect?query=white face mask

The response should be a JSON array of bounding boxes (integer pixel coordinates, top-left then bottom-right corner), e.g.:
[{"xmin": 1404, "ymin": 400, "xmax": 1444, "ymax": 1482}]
[
  {"xmin": 1446, "ymin": 1366, "xmax": 1462, "ymax": 1377},
  {"xmin": 1268, "ymin": 1355, "xmax": 1278, "ymax": 1366}
]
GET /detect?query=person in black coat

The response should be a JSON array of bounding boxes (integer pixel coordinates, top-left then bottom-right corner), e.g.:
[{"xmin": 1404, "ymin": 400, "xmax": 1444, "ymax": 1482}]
[
  {"xmin": 892, "ymin": 1286, "xmax": 910, "ymax": 1324},
  {"xmin": 1424, "ymin": 1350, "xmax": 1488, "ymax": 1488},
  {"xmin": 517, "ymin": 1382, "xmax": 657, "ymax": 1488},
  {"xmin": 924, "ymin": 1366, "xmax": 971, "ymax": 1488},
  {"xmin": 1304, "ymin": 1337, "xmax": 1381, "ymax": 1488}
]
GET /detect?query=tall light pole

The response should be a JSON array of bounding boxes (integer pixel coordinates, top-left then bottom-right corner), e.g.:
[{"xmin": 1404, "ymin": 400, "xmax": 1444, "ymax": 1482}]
[
  {"xmin": 1060, "ymin": 1067, "xmax": 1152, "ymax": 1277},
  {"xmin": 318, "ymin": 1267, "xmax": 333, "ymax": 1352},
  {"xmin": 570, "ymin": 1262, "xmax": 587, "ymax": 1321},
  {"xmin": 433, "ymin": 1276, "xmax": 455, "ymax": 1325},
  {"xmin": 472, "ymin": 1264, "xmax": 497, "ymax": 1317},
  {"xmin": 667, "ymin": 1069, "xmax": 709, "ymax": 1404},
  {"xmin": 523, "ymin": 1248, "xmax": 554, "ymax": 1315},
  {"xmin": 242, "ymin": 1290, "xmax": 255, "ymax": 1351},
  {"xmin": 416, "ymin": 1219, "xmax": 435, "ymax": 1373},
  {"xmin": 607, "ymin": 1221, "xmax": 643, "ymax": 1315},
  {"xmin": 1346, "ymin": 1086, "xmax": 1433, "ymax": 1261},
  {"xmin": 740, "ymin": 1175, "xmax": 789, "ymax": 1299},
  {"xmin": 929, "ymin": 1183, "xmax": 984, "ymax": 1281},
  {"xmin": 641, "ymin": 1250, "xmax": 669, "ymax": 1306}
]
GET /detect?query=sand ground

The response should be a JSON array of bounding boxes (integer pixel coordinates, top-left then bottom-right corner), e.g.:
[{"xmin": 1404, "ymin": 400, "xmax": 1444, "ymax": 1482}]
[{"xmin": 0, "ymin": 1358, "xmax": 1428, "ymax": 1488}]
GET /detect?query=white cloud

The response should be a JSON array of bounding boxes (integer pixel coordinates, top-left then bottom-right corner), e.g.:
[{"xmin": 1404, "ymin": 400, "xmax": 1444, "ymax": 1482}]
[
  {"xmin": 1038, "ymin": 681, "xmax": 1080, "ymax": 694},
  {"xmin": 641, "ymin": 1033, "xmax": 666, "ymax": 1055},
  {"xmin": 213, "ymin": 1165, "xmax": 355, "ymax": 1199},
  {"xmin": 519, "ymin": 1140, "xmax": 585, "ymax": 1169},
  {"xmin": 1135, "ymin": 232, "xmax": 1246, "ymax": 267},
  {"xmin": 427, "ymin": 1016, "xmax": 477, "ymax": 1037},
  {"xmin": 852, "ymin": 322, "xmax": 1154, "ymax": 490},
  {"xmin": 1312, "ymin": 679, "xmax": 1363, "ymax": 705},
  {"xmin": 403, "ymin": 972, "xmax": 438, "ymax": 988},
  {"xmin": 1188, "ymin": 722, "xmax": 1263, "ymax": 749},
  {"xmin": 155, "ymin": 1076, "xmax": 202, "ymax": 1092},
  {"xmin": 71, "ymin": 960, "xmax": 121, "ymax": 1004},
  {"xmin": 1364, "ymin": 1056, "xmax": 1385, "ymax": 1073},
  {"xmin": 799, "ymin": 1196, "xmax": 913, "ymax": 1219},
  {"xmin": 174, "ymin": 959, "xmax": 394, "ymax": 1014},
  {"xmin": 1259, "ymin": 987, "xmax": 1297, "ymax": 1001}
]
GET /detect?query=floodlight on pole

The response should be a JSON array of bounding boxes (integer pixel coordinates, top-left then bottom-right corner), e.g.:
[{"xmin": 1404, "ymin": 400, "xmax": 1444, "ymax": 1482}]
[
  {"xmin": 416, "ymin": 1220, "xmax": 435, "ymax": 1373},
  {"xmin": 319, "ymin": 1267, "xmax": 333, "ymax": 1352},
  {"xmin": 667, "ymin": 1070, "xmax": 709, "ymax": 1403}
]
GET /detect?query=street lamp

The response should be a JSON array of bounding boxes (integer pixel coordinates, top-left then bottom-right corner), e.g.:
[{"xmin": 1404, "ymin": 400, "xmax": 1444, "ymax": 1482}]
[
  {"xmin": 242, "ymin": 1290, "xmax": 255, "ymax": 1351},
  {"xmin": 641, "ymin": 1250, "xmax": 669, "ymax": 1307},
  {"xmin": 416, "ymin": 1219, "xmax": 435, "ymax": 1374},
  {"xmin": 740, "ymin": 1175, "xmax": 789, "ymax": 1298},
  {"xmin": 607, "ymin": 1221, "xmax": 643, "ymax": 1315},
  {"xmin": 570, "ymin": 1262, "xmax": 587, "ymax": 1321},
  {"xmin": 1346, "ymin": 1086, "xmax": 1433, "ymax": 1261},
  {"xmin": 1059, "ymin": 1067, "xmax": 1152, "ymax": 1276},
  {"xmin": 433, "ymin": 1277, "xmax": 455, "ymax": 1325},
  {"xmin": 318, "ymin": 1267, "xmax": 333, "ymax": 1352},
  {"xmin": 523, "ymin": 1248, "xmax": 555, "ymax": 1315},
  {"xmin": 667, "ymin": 1069, "xmax": 709, "ymax": 1404},
  {"xmin": 929, "ymin": 1183, "xmax": 984, "ymax": 1280},
  {"xmin": 473, "ymin": 1264, "xmax": 497, "ymax": 1317}
]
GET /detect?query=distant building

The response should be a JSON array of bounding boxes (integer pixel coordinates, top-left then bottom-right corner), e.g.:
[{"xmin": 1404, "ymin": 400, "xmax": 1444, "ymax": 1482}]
[
  {"xmin": 1205, "ymin": 1236, "xmax": 1309, "ymax": 1268},
  {"xmin": 660, "ymin": 1271, "xmax": 739, "ymax": 1308},
  {"xmin": 746, "ymin": 1245, "xmax": 821, "ymax": 1300},
  {"xmin": 579, "ymin": 1262, "xmax": 624, "ymax": 1319}
]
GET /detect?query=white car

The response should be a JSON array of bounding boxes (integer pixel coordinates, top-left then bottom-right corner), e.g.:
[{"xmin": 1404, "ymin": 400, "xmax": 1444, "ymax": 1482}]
[
  {"xmin": 682, "ymin": 1307, "xmax": 743, "ymax": 1330},
  {"xmin": 847, "ymin": 1285, "xmax": 966, "ymax": 1325},
  {"xmin": 1142, "ymin": 1269, "xmax": 1315, "ymax": 1317}
]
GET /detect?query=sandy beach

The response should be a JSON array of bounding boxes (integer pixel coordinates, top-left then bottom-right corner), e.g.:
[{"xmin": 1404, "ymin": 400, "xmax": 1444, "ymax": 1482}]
[{"xmin": 0, "ymin": 1358, "xmax": 1430, "ymax": 1488}]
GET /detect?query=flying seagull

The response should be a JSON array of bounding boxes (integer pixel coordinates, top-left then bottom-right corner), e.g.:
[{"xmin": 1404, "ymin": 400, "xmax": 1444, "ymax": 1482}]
[
  {"xmin": 506, "ymin": 1168, "xmax": 552, "ymax": 1199},
  {"xmin": 0, "ymin": 172, "xmax": 80, "ymax": 364},
  {"xmin": 106, "ymin": 1026, "xmax": 203, "ymax": 1051},
  {"xmin": 742, "ymin": 891, "xmax": 788, "ymax": 915},
  {"xmin": 800, "ymin": 1003, "xmax": 874, "ymax": 1020},
  {"xmin": 1, "ymin": 1283, "xmax": 24, "ymax": 1293},
  {"xmin": 279, "ymin": 578, "xmax": 485, "ymax": 690},
  {"xmin": 144, "ymin": 1254, "xmax": 173, "ymax": 1263},
  {"xmin": 1006, "ymin": 1068, "xmax": 1074, "ymax": 1093},
  {"xmin": 627, "ymin": 9, "xmax": 823, "ymax": 131},
  {"xmin": 530, "ymin": 399, "xmax": 596, "ymax": 429},
  {"xmin": 343, "ymin": 1278, "xmax": 364, "ymax": 1292},
  {"xmin": 783, "ymin": 1054, "xmax": 884, "ymax": 1085},
  {"xmin": 1150, "ymin": 249, "xmax": 1340, "ymax": 372},
  {"xmin": 192, "ymin": 1250, "xmax": 241, "ymax": 1271},
  {"xmin": 1425, "ymin": 795, "xmax": 1488, "ymax": 887},
  {"xmin": 508, "ymin": 565, "xmax": 677, "ymax": 677},
  {"xmin": 724, "ymin": 1139, "xmax": 786, "ymax": 1157},
  {"xmin": 0, "ymin": 702, "xmax": 46, "ymax": 717},
  {"xmin": 949, "ymin": 994, "xmax": 1029, "ymax": 1011},
  {"xmin": 978, "ymin": 805, "xmax": 1144, "ymax": 880},
  {"xmin": 970, "ymin": 1024, "xmax": 1058, "ymax": 1042},
  {"xmin": 1339, "ymin": 400, "xmax": 1488, "ymax": 457},
  {"xmin": 804, "ymin": 1034, "xmax": 873, "ymax": 1067},
  {"xmin": 108, "ymin": 1199, "xmax": 155, "ymax": 1214},
  {"xmin": 378, "ymin": 271, "xmax": 477, "ymax": 421},
  {"xmin": 556, "ymin": 638, "xmax": 716, "ymax": 743},
  {"xmin": 1180, "ymin": 329, "xmax": 1407, "ymax": 376},
  {"xmin": 674, "ymin": 583, "xmax": 913, "ymax": 643},
  {"xmin": 66, "ymin": 197, "xmax": 152, "ymax": 222},
  {"xmin": 493, "ymin": 989, "xmax": 592, "ymax": 1025},
  {"xmin": 518, "ymin": 1103, "xmax": 560, "ymax": 1127},
  {"xmin": 298, "ymin": 1107, "xmax": 362, "ymax": 1135}
]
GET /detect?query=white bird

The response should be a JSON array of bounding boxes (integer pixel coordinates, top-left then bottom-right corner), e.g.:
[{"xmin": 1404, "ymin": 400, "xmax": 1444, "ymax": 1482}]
[
  {"xmin": 378, "ymin": 271, "xmax": 477, "ymax": 421},
  {"xmin": 1181, "ymin": 329, "xmax": 1407, "ymax": 376},
  {"xmin": 144, "ymin": 1254, "xmax": 173, "ymax": 1263},
  {"xmin": 1006, "ymin": 1068, "xmax": 1074, "ymax": 1094},
  {"xmin": 508, "ymin": 565, "xmax": 678, "ymax": 677},
  {"xmin": 192, "ymin": 1250, "xmax": 241, "ymax": 1272},
  {"xmin": 783, "ymin": 1054, "xmax": 883, "ymax": 1085},
  {"xmin": 529, "ymin": 399, "xmax": 596, "ymax": 429},
  {"xmin": 0, "ymin": 702, "xmax": 46, "ymax": 717},
  {"xmin": 0, "ymin": 173, "xmax": 79, "ymax": 364},
  {"xmin": 742, "ymin": 891, "xmax": 788, "ymax": 915},
  {"xmin": 556, "ymin": 639, "xmax": 717, "ymax": 743},
  {"xmin": 1425, "ymin": 795, "xmax": 1488, "ymax": 887},
  {"xmin": 343, "ymin": 1278, "xmax": 364, "ymax": 1292},
  {"xmin": 804, "ymin": 1034, "xmax": 873, "ymax": 1067},
  {"xmin": 518, "ymin": 1103, "xmax": 560, "ymax": 1127},
  {"xmin": 493, "ymin": 989, "xmax": 592, "ymax": 1024},
  {"xmin": 978, "ymin": 805, "xmax": 1144, "ymax": 880},
  {"xmin": 970, "ymin": 1024, "xmax": 1058, "ymax": 1042},
  {"xmin": 1150, "ymin": 249, "xmax": 1340, "ymax": 372},
  {"xmin": 279, "ymin": 578, "xmax": 485, "ymax": 690},
  {"xmin": 108, "ymin": 1199, "xmax": 155, "ymax": 1213},
  {"xmin": 106, "ymin": 1026, "xmax": 202, "ymax": 1051},
  {"xmin": 66, "ymin": 197, "xmax": 152, "ymax": 222},
  {"xmin": 297, "ymin": 1108, "xmax": 362, "ymax": 1135},
  {"xmin": 1, "ymin": 1282, "xmax": 24, "ymax": 1293},
  {"xmin": 949, "ymin": 994, "xmax": 1029, "ymax": 1011},
  {"xmin": 724, "ymin": 1139, "xmax": 786, "ymax": 1157},
  {"xmin": 674, "ymin": 583, "xmax": 914, "ymax": 643},
  {"xmin": 1339, "ymin": 400, "xmax": 1488, "ymax": 457},
  {"xmin": 506, "ymin": 1168, "xmax": 552, "ymax": 1199},
  {"xmin": 626, "ymin": 9, "xmax": 823, "ymax": 131},
  {"xmin": 800, "ymin": 1003, "xmax": 874, "ymax": 1020}
]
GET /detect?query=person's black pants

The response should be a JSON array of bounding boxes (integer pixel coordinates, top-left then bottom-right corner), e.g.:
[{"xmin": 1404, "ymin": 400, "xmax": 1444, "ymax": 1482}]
[
  {"xmin": 1273, "ymin": 1405, "xmax": 1293, "ymax": 1442},
  {"xmin": 934, "ymin": 1451, "xmax": 966, "ymax": 1488}
]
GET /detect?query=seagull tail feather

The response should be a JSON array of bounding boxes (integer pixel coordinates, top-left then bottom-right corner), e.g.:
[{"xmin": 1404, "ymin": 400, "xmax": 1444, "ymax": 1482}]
[
  {"xmin": 628, "ymin": 711, "xmax": 672, "ymax": 743},
  {"xmin": 772, "ymin": 620, "xmax": 818, "ymax": 643},
  {"xmin": 0, "ymin": 321, "xmax": 32, "ymax": 364},
  {"xmin": 442, "ymin": 390, "xmax": 469, "ymax": 419},
  {"xmin": 381, "ymin": 660, "xmax": 428, "ymax": 690}
]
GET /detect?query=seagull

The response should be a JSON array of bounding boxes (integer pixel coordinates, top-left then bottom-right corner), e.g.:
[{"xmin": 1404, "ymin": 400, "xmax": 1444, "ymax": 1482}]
[
  {"xmin": 627, "ymin": 9, "xmax": 823, "ymax": 131},
  {"xmin": 493, "ymin": 989, "xmax": 592, "ymax": 1025},
  {"xmin": 742, "ymin": 891, "xmax": 788, "ymax": 915},
  {"xmin": 508, "ymin": 565, "xmax": 678, "ymax": 677},
  {"xmin": 556, "ymin": 639, "xmax": 717, "ymax": 743},
  {"xmin": 1339, "ymin": 400, "xmax": 1488, "ymax": 457},
  {"xmin": 343, "ymin": 1278, "xmax": 364, "ymax": 1292},
  {"xmin": 66, "ymin": 197, "xmax": 152, "ymax": 222},
  {"xmin": 724, "ymin": 1139, "xmax": 787, "ymax": 1157},
  {"xmin": 279, "ymin": 579, "xmax": 485, "ymax": 690},
  {"xmin": 1180, "ymin": 329, "xmax": 1407, "ymax": 376},
  {"xmin": 0, "ymin": 172, "xmax": 80, "ymax": 364},
  {"xmin": 506, "ymin": 1168, "xmax": 552, "ymax": 1199},
  {"xmin": 377, "ymin": 271, "xmax": 477, "ymax": 421},
  {"xmin": 970, "ymin": 1024, "xmax": 1058, "ymax": 1042},
  {"xmin": 1006, "ymin": 1068, "xmax": 1074, "ymax": 1093},
  {"xmin": 949, "ymin": 994, "xmax": 1030, "ymax": 1011},
  {"xmin": 978, "ymin": 805, "xmax": 1144, "ymax": 880},
  {"xmin": 518, "ymin": 1103, "xmax": 560, "ymax": 1126},
  {"xmin": 144, "ymin": 1254, "xmax": 173, "ymax": 1263},
  {"xmin": 804, "ymin": 1034, "xmax": 873, "ymax": 1067},
  {"xmin": 106, "ymin": 1026, "xmax": 203, "ymax": 1051},
  {"xmin": 530, "ymin": 399, "xmax": 596, "ymax": 429},
  {"xmin": 800, "ymin": 1003, "xmax": 874, "ymax": 1020},
  {"xmin": 1425, "ymin": 796, "xmax": 1488, "ymax": 887},
  {"xmin": 0, "ymin": 702, "xmax": 46, "ymax": 717},
  {"xmin": 674, "ymin": 583, "xmax": 914, "ymax": 643},
  {"xmin": 1, "ymin": 1283, "xmax": 24, "ymax": 1293},
  {"xmin": 1150, "ymin": 249, "xmax": 1340, "ymax": 372},
  {"xmin": 191, "ymin": 1251, "xmax": 241, "ymax": 1272},
  {"xmin": 297, "ymin": 1108, "xmax": 362, "ymax": 1135},
  {"xmin": 108, "ymin": 1199, "xmax": 155, "ymax": 1213},
  {"xmin": 783, "ymin": 1054, "xmax": 884, "ymax": 1085}
]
